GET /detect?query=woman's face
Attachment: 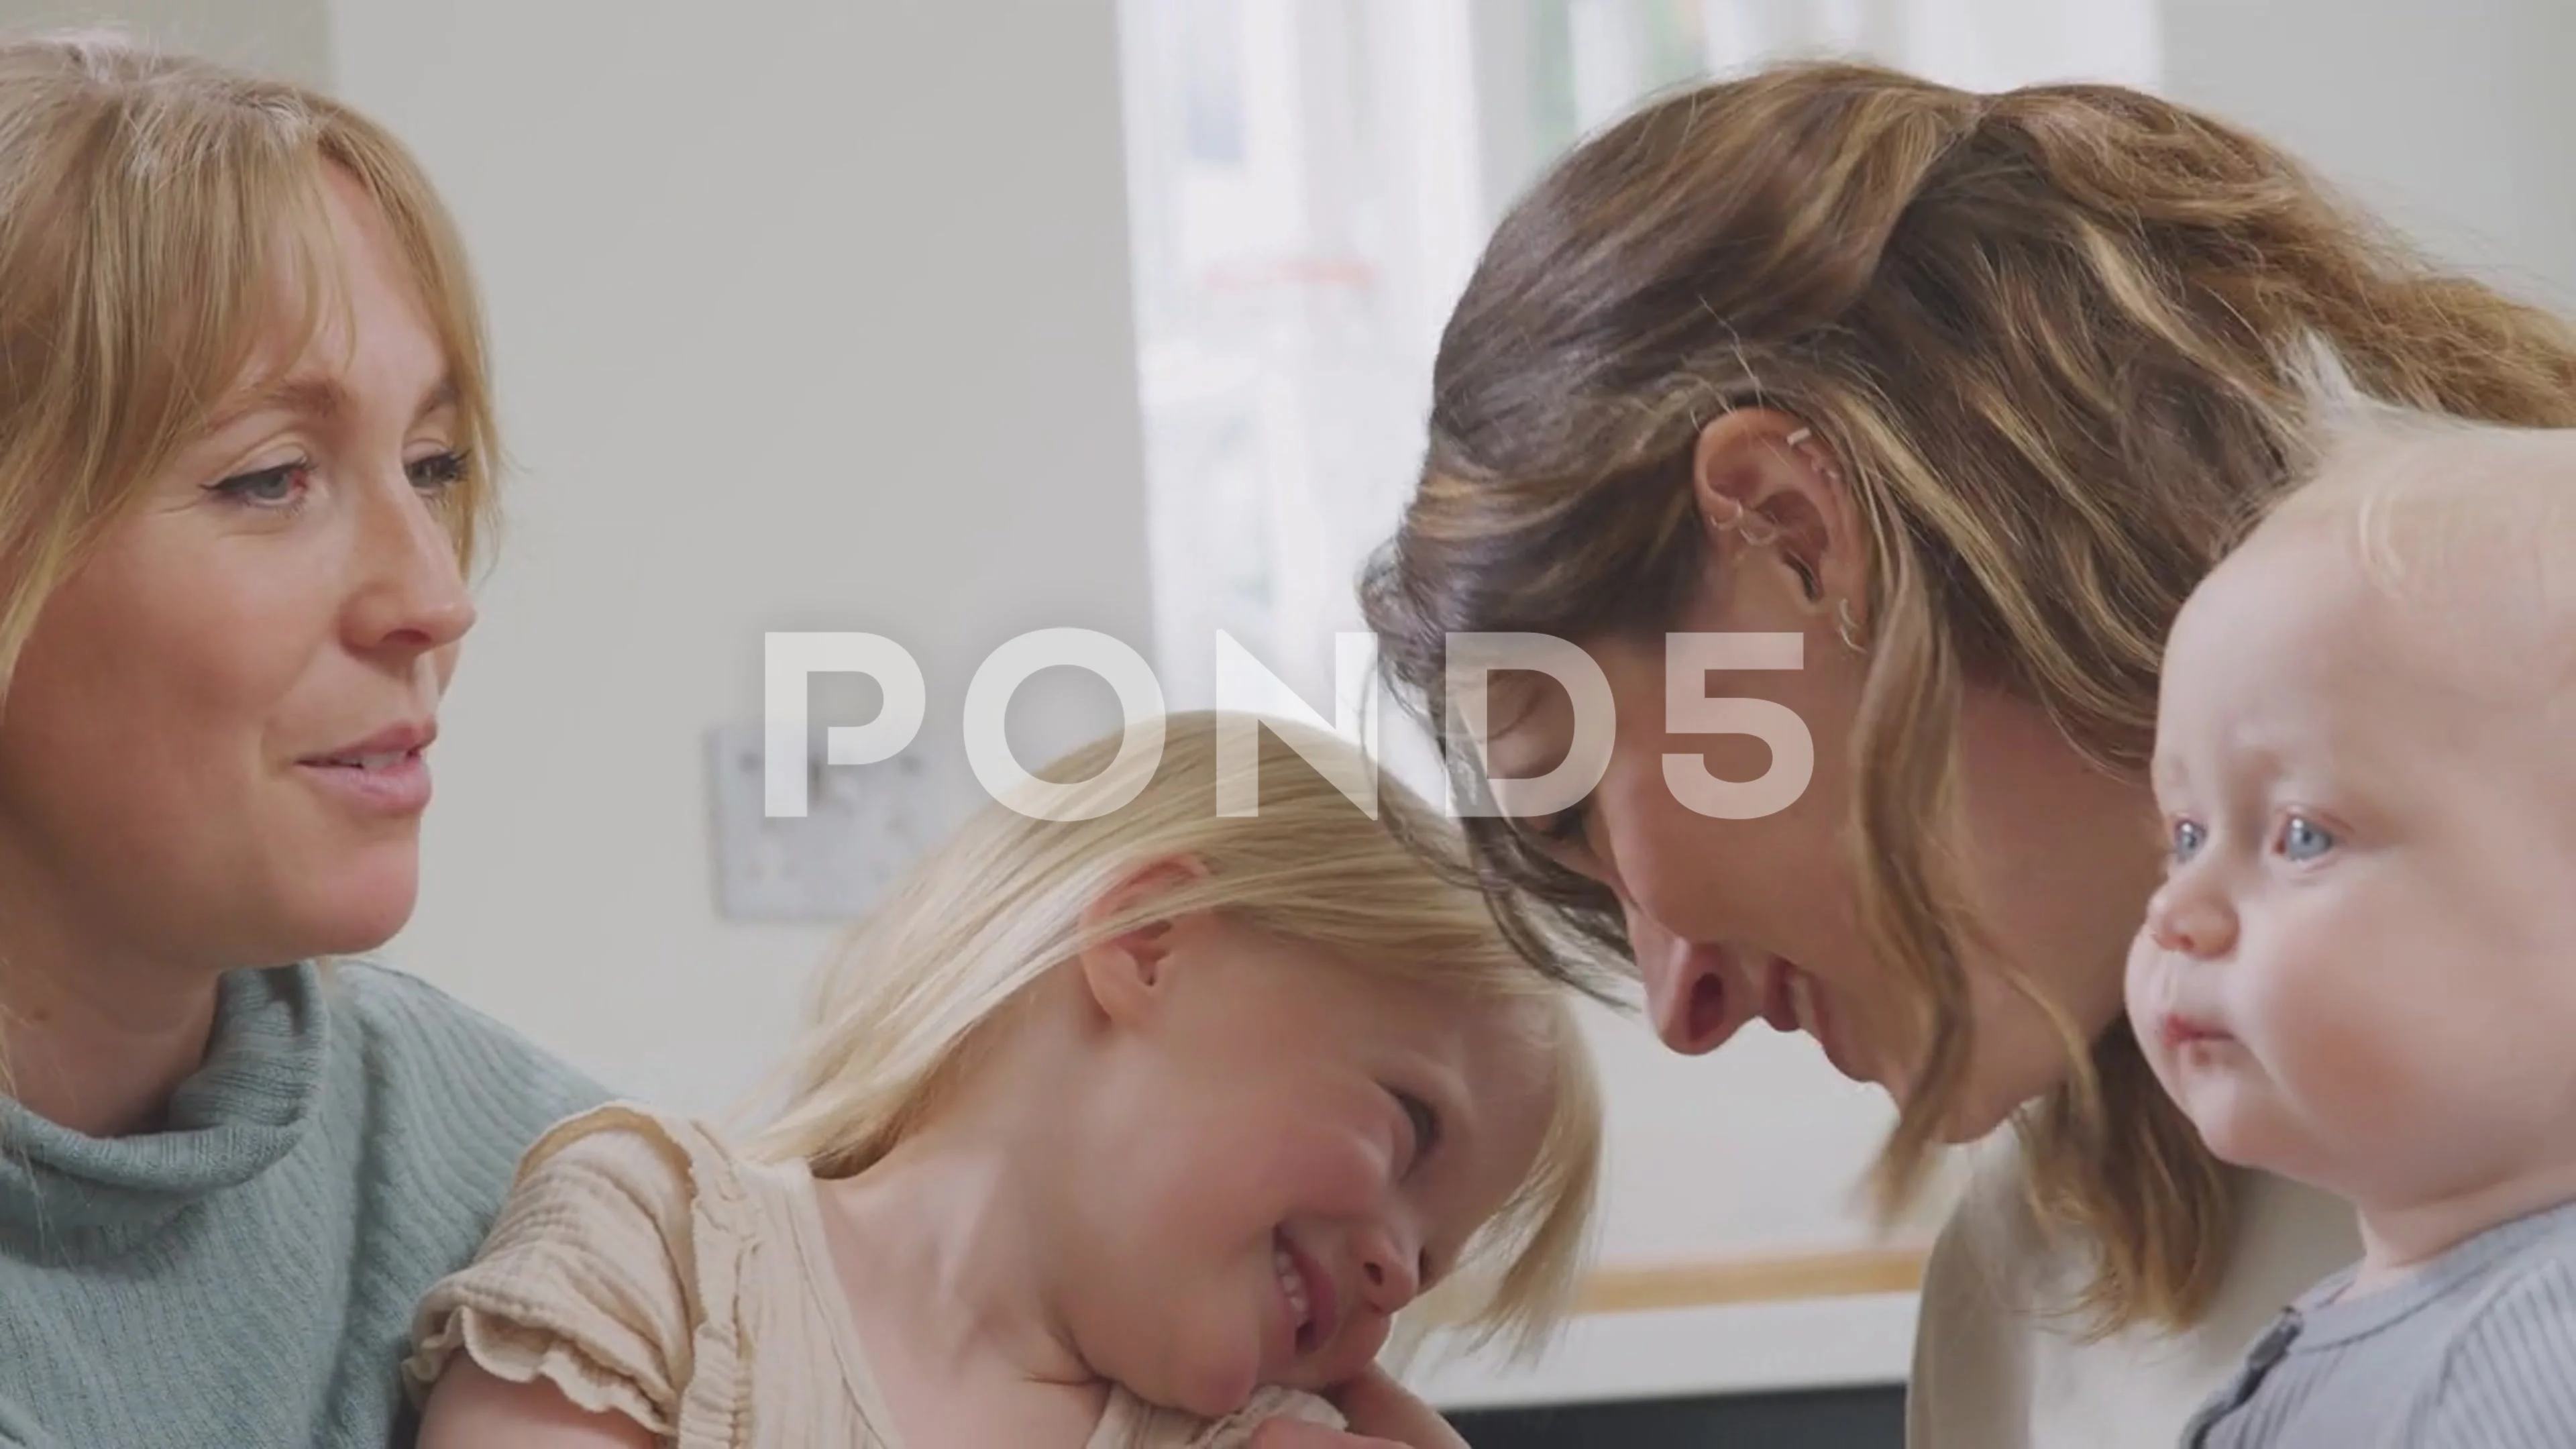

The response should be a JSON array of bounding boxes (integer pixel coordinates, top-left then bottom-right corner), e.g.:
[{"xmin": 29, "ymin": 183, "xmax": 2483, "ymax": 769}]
[
  {"xmin": 0, "ymin": 166, "xmax": 475, "ymax": 980},
  {"xmin": 1480, "ymin": 412, "xmax": 2161, "ymax": 1140}
]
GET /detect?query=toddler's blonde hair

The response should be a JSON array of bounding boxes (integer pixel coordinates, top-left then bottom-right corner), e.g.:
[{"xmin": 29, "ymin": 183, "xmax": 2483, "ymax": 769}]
[{"xmin": 753, "ymin": 710, "xmax": 1603, "ymax": 1359}]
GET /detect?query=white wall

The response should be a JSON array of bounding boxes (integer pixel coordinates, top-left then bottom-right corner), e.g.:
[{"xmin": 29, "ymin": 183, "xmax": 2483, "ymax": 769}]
[
  {"xmin": 2161, "ymin": 0, "xmax": 2576, "ymax": 309},
  {"xmin": 331, "ymin": 0, "xmax": 1156, "ymax": 1115}
]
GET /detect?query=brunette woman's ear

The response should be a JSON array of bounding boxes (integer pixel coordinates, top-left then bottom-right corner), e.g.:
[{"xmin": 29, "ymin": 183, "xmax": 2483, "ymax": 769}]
[{"xmin": 1693, "ymin": 407, "xmax": 1866, "ymax": 614}]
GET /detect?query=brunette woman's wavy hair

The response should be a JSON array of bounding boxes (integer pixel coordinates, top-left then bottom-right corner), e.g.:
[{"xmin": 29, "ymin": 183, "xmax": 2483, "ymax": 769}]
[{"xmin": 1361, "ymin": 59, "xmax": 2576, "ymax": 1335}]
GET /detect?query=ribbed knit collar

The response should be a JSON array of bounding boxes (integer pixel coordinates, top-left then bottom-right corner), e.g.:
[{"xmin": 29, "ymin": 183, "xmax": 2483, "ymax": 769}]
[{"xmin": 0, "ymin": 964, "xmax": 324, "ymax": 1254}]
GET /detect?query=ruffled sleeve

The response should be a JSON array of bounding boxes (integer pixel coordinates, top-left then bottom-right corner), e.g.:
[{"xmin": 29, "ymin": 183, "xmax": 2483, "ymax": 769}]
[
  {"xmin": 1091, "ymin": 1383, "xmax": 1346, "ymax": 1449},
  {"xmin": 401, "ymin": 1102, "xmax": 759, "ymax": 1446}
]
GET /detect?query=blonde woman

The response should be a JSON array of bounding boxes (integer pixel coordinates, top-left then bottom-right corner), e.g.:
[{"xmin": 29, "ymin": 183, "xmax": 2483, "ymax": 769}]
[
  {"xmin": 405, "ymin": 713, "xmax": 1602, "ymax": 1448},
  {"xmin": 1278, "ymin": 60, "xmax": 2576, "ymax": 1449},
  {"xmin": 0, "ymin": 29, "xmax": 603, "ymax": 1449}
]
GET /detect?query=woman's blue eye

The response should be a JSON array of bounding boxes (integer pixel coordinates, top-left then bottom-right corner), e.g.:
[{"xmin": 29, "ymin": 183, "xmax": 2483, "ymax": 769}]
[
  {"xmin": 2169, "ymin": 818, "xmax": 2206, "ymax": 863},
  {"xmin": 213, "ymin": 462, "xmax": 307, "ymax": 506},
  {"xmin": 2278, "ymin": 814, "xmax": 2336, "ymax": 862}
]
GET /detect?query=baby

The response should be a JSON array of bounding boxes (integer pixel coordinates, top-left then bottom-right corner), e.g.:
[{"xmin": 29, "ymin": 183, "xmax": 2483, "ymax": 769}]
[
  {"xmin": 2128, "ymin": 398, "xmax": 2576, "ymax": 1446},
  {"xmin": 403, "ymin": 711, "xmax": 1601, "ymax": 1448}
]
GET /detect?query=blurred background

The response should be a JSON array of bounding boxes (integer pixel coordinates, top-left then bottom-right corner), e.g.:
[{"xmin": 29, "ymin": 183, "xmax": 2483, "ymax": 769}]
[{"xmin": 7, "ymin": 0, "xmax": 2572, "ymax": 1440}]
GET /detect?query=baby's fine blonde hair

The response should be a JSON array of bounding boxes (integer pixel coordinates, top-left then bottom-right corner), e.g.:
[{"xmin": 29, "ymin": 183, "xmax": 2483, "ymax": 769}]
[
  {"xmin": 753, "ymin": 711, "xmax": 1603, "ymax": 1359},
  {"xmin": 2257, "ymin": 351, "xmax": 2576, "ymax": 643}
]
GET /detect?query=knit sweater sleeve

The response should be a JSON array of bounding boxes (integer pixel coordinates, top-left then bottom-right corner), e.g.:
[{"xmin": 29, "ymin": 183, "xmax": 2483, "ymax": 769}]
[{"xmin": 402, "ymin": 1103, "xmax": 757, "ymax": 1442}]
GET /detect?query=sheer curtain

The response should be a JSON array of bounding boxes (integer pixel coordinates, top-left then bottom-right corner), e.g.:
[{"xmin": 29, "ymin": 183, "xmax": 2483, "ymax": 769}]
[{"xmin": 1116, "ymin": 0, "xmax": 1481, "ymax": 734}]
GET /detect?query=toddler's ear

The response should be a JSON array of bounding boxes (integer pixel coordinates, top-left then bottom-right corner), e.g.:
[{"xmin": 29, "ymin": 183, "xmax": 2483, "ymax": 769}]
[{"xmin": 1075, "ymin": 855, "xmax": 1212, "ymax": 1024}]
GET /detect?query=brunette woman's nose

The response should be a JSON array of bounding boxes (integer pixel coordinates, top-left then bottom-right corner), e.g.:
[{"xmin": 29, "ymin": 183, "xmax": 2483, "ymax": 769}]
[{"xmin": 1627, "ymin": 907, "xmax": 1751, "ymax": 1055}]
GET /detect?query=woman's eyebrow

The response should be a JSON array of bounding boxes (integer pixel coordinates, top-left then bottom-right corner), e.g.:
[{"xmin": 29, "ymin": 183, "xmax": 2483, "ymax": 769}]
[
  {"xmin": 203, "ymin": 372, "xmax": 458, "ymax": 432},
  {"xmin": 415, "ymin": 374, "xmax": 459, "ymax": 419},
  {"xmin": 206, "ymin": 374, "xmax": 344, "ymax": 431}
]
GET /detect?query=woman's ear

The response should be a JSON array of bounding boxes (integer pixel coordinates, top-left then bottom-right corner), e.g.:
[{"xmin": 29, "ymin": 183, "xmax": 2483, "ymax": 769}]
[
  {"xmin": 1075, "ymin": 855, "xmax": 1212, "ymax": 1027},
  {"xmin": 1692, "ymin": 406, "xmax": 1866, "ymax": 616}
]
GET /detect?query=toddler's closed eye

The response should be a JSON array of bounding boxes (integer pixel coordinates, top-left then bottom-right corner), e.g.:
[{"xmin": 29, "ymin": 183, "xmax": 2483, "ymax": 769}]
[{"xmin": 1390, "ymin": 1090, "xmax": 1440, "ymax": 1175}]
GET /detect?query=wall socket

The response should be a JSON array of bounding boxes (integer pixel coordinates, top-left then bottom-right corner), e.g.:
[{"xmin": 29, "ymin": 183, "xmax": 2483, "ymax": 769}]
[{"xmin": 706, "ymin": 721, "xmax": 942, "ymax": 922}]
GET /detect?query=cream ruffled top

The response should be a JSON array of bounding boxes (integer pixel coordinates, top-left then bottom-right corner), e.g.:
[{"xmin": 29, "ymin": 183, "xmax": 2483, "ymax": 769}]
[{"xmin": 402, "ymin": 1102, "xmax": 1344, "ymax": 1448}]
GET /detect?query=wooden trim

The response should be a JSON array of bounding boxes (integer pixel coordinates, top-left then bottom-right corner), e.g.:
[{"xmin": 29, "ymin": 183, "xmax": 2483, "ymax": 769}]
[{"xmin": 1575, "ymin": 1244, "xmax": 1929, "ymax": 1315}]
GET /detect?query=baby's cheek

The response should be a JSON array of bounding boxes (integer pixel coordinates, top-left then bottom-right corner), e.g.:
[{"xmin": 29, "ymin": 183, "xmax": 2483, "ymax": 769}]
[
  {"xmin": 2122, "ymin": 941, "xmax": 2169, "ymax": 1060},
  {"xmin": 2239, "ymin": 947, "xmax": 2414, "ymax": 1126}
]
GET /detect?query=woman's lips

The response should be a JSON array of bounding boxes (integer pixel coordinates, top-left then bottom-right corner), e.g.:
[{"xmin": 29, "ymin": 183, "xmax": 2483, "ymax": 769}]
[
  {"xmin": 1758, "ymin": 957, "xmax": 1867, "ymax": 1083},
  {"xmin": 1758, "ymin": 960, "xmax": 1798, "ymax": 1031},
  {"xmin": 295, "ymin": 750, "xmax": 431, "ymax": 814}
]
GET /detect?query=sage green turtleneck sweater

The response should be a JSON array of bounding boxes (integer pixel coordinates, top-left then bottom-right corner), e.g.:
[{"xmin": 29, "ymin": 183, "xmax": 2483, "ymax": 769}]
[{"xmin": 0, "ymin": 962, "xmax": 607, "ymax": 1448}]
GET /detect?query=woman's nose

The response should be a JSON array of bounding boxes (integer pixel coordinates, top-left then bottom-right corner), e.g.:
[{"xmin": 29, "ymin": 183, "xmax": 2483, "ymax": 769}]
[
  {"xmin": 1627, "ymin": 906, "xmax": 1747, "ymax": 1055},
  {"xmin": 2145, "ymin": 875, "xmax": 2237, "ymax": 959},
  {"xmin": 346, "ymin": 475, "xmax": 477, "ymax": 657}
]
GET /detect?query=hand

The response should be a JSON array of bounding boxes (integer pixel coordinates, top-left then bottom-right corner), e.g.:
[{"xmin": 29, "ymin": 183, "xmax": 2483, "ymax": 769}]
[
  {"xmin": 1246, "ymin": 1424, "xmax": 1413, "ymax": 1449},
  {"xmin": 1248, "ymin": 1366, "xmax": 1468, "ymax": 1449}
]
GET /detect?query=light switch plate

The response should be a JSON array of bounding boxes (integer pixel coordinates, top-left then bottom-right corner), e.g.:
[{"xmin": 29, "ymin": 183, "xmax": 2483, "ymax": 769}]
[{"xmin": 706, "ymin": 722, "xmax": 941, "ymax": 922}]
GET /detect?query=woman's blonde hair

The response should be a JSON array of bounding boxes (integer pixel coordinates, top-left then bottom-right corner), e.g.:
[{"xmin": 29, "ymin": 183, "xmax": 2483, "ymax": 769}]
[
  {"xmin": 0, "ymin": 28, "xmax": 501, "ymax": 703},
  {"xmin": 1361, "ymin": 60, "xmax": 2576, "ymax": 1335},
  {"xmin": 0, "ymin": 30, "xmax": 499, "ymax": 1097},
  {"xmin": 753, "ymin": 711, "xmax": 1603, "ymax": 1358}
]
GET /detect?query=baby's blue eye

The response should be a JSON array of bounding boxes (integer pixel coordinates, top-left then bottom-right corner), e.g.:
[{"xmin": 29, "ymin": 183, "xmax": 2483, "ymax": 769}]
[
  {"xmin": 2278, "ymin": 814, "xmax": 2336, "ymax": 862},
  {"xmin": 2169, "ymin": 818, "xmax": 2206, "ymax": 863}
]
